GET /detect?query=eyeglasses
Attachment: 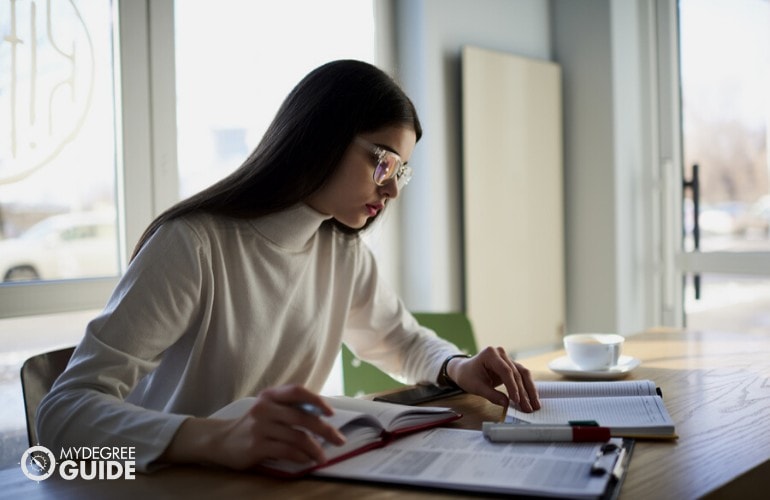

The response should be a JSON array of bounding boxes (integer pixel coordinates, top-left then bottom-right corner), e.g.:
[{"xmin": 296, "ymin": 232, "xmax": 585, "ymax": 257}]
[{"xmin": 355, "ymin": 138, "xmax": 413, "ymax": 189}]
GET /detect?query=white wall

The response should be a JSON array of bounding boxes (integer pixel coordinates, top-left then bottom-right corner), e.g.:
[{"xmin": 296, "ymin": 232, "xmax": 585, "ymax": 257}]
[
  {"xmin": 552, "ymin": 0, "xmax": 656, "ymax": 335},
  {"xmin": 391, "ymin": 0, "xmax": 553, "ymax": 312},
  {"xmin": 610, "ymin": 1, "xmax": 658, "ymax": 334},
  {"xmin": 551, "ymin": 1, "xmax": 618, "ymax": 333},
  {"xmin": 388, "ymin": 0, "xmax": 657, "ymax": 339}
]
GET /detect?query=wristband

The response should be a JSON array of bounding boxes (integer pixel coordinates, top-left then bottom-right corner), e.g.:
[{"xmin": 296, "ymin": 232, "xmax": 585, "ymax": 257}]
[{"xmin": 437, "ymin": 354, "xmax": 471, "ymax": 388}]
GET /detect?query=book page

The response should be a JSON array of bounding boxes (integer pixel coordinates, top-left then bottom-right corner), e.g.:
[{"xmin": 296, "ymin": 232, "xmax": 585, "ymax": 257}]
[
  {"xmin": 316, "ymin": 428, "xmax": 614, "ymax": 499},
  {"xmin": 208, "ymin": 397, "xmax": 383, "ymax": 434},
  {"xmin": 325, "ymin": 396, "xmax": 457, "ymax": 432},
  {"xmin": 209, "ymin": 396, "xmax": 456, "ymax": 434},
  {"xmin": 505, "ymin": 395, "xmax": 675, "ymax": 433},
  {"xmin": 534, "ymin": 380, "xmax": 658, "ymax": 399}
]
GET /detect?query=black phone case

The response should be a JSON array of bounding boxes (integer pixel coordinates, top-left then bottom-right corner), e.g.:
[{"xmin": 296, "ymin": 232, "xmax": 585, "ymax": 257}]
[{"xmin": 373, "ymin": 385, "xmax": 464, "ymax": 405}]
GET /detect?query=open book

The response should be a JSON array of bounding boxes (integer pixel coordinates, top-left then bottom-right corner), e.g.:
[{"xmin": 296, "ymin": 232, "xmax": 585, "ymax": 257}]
[
  {"xmin": 505, "ymin": 379, "xmax": 676, "ymax": 439},
  {"xmin": 209, "ymin": 396, "xmax": 461, "ymax": 477}
]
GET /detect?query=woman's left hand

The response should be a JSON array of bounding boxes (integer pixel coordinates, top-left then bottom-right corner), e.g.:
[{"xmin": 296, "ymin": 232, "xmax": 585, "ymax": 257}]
[{"xmin": 446, "ymin": 346, "xmax": 541, "ymax": 413}]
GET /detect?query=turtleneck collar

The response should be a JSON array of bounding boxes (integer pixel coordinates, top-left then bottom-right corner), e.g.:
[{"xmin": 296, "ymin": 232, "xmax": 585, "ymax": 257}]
[{"xmin": 250, "ymin": 203, "xmax": 333, "ymax": 251}]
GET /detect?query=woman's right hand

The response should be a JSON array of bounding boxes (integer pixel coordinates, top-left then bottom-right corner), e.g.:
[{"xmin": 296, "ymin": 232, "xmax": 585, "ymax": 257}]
[{"xmin": 161, "ymin": 384, "xmax": 346, "ymax": 470}]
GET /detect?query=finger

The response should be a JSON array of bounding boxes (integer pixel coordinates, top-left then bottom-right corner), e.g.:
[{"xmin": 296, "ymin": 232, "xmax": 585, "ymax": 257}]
[
  {"xmin": 247, "ymin": 391, "xmax": 346, "ymax": 448},
  {"xmin": 504, "ymin": 356, "xmax": 536, "ymax": 413},
  {"xmin": 253, "ymin": 385, "xmax": 343, "ymax": 438},
  {"xmin": 469, "ymin": 378, "xmax": 510, "ymax": 407},
  {"xmin": 290, "ymin": 412, "xmax": 346, "ymax": 446},
  {"xmin": 494, "ymin": 347, "xmax": 522, "ymax": 405},
  {"xmin": 261, "ymin": 428, "xmax": 326, "ymax": 465},
  {"xmin": 261, "ymin": 442, "xmax": 316, "ymax": 467},
  {"xmin": 263, "ymin": 385, "xmax": 336, "ymax": 416},
  {"xmin": 257, "ymin": 398, "xmax": 346, "ymax": 446},
  {"xmin": 514, "ymin": 361, "xmax": 541, "ymax": 410},
  {"xmin": 494, "ymin": 347, "xmax": 536, "ymax": 412}
]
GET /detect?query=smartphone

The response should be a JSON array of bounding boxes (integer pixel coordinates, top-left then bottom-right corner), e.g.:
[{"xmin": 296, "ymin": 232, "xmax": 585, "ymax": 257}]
[{"xmin": 373, "ymin": 384, "xmax": 464, "ymax": 406}]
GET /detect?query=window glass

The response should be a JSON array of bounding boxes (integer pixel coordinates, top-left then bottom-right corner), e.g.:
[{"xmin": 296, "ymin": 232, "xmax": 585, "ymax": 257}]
[
  {"xmin": 680, "ymin": 0, "xmax": 770, "ymax": 253},
  {"xmin": 679, "ymin": 0, "xmax": 770, "ymax": 332},
  {"xmin": 174, "ymin": 0, "xmax": 376, "ymax": 198},
  {"xmin": 0, "ymin": 0, "xmax": 118, "ymax": 282}
]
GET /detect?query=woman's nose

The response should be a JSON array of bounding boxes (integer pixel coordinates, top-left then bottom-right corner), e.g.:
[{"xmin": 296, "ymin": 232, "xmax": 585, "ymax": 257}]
[{"xmin": 379, "ymin": 178, "xmax": 399, "ymax": 199}]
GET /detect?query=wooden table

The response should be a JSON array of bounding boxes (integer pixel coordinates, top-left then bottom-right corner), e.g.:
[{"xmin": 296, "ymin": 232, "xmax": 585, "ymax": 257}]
[
  {"xmin": 523, "ymin": 328, "xmax": 770, "ymax": 499},
  {"xmin": 1, "ymin": 329, "xmax": 769, "ymax": 499}
]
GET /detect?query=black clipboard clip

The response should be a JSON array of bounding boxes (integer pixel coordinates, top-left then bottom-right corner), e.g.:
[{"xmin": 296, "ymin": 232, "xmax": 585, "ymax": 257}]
[
  {"xmin": 595, "ymin": 438, "xmax": 635, "ymax": 500},
  {"xmin": 591, "ymin": 439, "xmax": 625, "ymax": 477}
]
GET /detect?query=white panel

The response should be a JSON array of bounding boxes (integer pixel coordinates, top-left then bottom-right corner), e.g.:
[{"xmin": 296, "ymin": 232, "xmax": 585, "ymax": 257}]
[{"xmin": 462, "ymin": 46, "xmax": 565, "ymax": 354}]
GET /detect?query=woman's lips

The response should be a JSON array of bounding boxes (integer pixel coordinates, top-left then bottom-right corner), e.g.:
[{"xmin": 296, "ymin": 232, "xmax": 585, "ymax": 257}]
[{"xmin": 366, "ymin": 203, "xmax": 383, "ymax": 217}]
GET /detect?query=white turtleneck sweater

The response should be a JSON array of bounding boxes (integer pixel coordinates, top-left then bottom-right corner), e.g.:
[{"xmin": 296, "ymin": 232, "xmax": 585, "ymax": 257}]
[{"xmin": 37, "ymin": 204, "xmax": 460, "ymax": 471}]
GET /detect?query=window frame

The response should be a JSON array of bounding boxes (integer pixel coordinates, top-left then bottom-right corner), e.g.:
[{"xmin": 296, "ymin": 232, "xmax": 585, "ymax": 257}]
[
  {"xmin": 0, "ymin": 0, "xmax": 178, "ymax": 318},
  {"xmin": 655, "ymin": 0, "xmax": 770, "ymax": 329}
]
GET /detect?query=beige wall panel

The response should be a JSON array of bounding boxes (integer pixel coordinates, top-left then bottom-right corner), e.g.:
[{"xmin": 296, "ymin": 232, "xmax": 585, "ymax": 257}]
[{"xmin": 462, "ymin": 46, "xmax": 565, "ymax": 354}]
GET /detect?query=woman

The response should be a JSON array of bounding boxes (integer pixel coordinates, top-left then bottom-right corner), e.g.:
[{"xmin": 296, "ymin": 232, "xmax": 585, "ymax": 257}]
[{"xmin": 38, "ymin": 60, "xmax": 540, "ymax": 472}]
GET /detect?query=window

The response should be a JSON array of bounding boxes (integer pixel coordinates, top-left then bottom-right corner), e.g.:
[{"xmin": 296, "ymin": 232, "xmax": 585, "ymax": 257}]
[
  {"xmin": 678, "ymin": 0, "xmax": 770, "ymax": 332},
  {"xmin": 0, "ymin": 0, "xmax": 378, "ymax": 318},
  {"xmin": 0, "ymin": 0, "xmax": 119, "ymax": 284},
  {"xmin": 174, "ymin": 0, "xmax": 376, "ymax": 197},
  {"xmin": 0, "ymin": 0, "xmax": 378, "ymax": 466},
  {"xmin": 680, "ymin": 0, "xmax": 769, "ymax": 253}
]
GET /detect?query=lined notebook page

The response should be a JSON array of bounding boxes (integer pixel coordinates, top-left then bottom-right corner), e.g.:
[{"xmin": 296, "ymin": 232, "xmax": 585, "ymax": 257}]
[
  {"xmin": 506, "ymin": 395, "xmax": 674, "ymax": 428},
  {"xmin": 534, "ymin": 380, "xmax": 658, "ymax": 399}
]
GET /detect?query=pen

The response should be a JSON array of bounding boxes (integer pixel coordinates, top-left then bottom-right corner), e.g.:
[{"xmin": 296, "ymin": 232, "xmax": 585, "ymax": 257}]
[
  {"xmin": 482, "ymin": 422, "xmax": 611, "ymax": 442},
  {"xmin": 295, "ymin": 402, "xmax": 324, "ymax": 417},
  {"xmin": 611, "ymin": 447, "xmax": 628, "ymax": 479}
]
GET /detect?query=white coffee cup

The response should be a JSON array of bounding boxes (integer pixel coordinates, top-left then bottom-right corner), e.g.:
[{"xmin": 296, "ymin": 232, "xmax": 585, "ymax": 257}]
[{"xmin": 563, "ymin": 333, "xmax": 624, "ymax": 370}]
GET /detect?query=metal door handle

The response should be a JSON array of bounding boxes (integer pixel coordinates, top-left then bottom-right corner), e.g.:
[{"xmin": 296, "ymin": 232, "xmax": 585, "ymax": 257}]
[{"xmin": 682, "ymin": 164, "xmax": 701, "ymax": 300}]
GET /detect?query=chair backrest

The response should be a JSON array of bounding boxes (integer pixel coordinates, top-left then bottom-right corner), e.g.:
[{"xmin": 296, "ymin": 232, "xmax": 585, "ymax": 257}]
[
  {"xmin": 20, "ymin": 346, "xmax": 75, "ymax": 446},
  {"xmin": 342, "ymin": 312, "xmax": 479, "ymax": 397}
]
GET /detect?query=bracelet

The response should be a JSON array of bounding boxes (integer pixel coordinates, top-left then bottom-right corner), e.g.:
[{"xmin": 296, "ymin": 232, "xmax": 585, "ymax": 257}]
[{"xmin": 437, "ymin": 354, "xmax": 471, "ymax": 388}]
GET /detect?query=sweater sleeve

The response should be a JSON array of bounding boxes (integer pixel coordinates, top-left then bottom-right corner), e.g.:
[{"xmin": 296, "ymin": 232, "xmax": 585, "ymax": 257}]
[
  {"xmin": 343, "ymin": 242, "xmax": 461, "ymax": 385},
  {"xmin": 36, "ymin": 220, "xmax": 208, "ymax": 472}
]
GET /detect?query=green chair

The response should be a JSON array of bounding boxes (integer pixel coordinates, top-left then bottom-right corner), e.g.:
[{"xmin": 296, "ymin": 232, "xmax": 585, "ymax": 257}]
[{"xmin": 342, "ymin": 312, "xmax": 479, "ymax": 397}]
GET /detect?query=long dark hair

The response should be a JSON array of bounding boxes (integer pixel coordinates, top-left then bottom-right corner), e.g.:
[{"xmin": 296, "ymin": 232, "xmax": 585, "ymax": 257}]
[{"xmin": 131, "ymin": 59, "xmax": 422, "ymax": 260}]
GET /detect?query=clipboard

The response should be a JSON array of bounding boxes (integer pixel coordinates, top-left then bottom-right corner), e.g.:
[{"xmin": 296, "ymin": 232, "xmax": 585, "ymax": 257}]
[{"xmin": 313, "ymin": 429, "xmax": 635, "ymax": 499}]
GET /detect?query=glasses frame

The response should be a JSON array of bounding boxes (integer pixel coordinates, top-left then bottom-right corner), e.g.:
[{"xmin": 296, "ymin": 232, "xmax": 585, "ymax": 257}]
[{"xmin": 355, "ymin": 138, "xmax": 413, "ymax": 189}]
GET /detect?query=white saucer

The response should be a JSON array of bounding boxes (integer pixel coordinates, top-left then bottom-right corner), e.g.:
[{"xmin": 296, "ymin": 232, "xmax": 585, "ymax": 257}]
[{"xmin": 548, "ymin": 355, "xmax": 641, "ymax": 380}]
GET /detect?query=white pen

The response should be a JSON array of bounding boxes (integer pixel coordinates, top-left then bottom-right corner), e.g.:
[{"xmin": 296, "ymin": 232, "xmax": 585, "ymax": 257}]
[
  {"xmin": 482, "ymin": 422, "xmax": 611, "ymax": 442},
  {"xmin": 611, "ymin": 447, "xmax": 628, "ymax": 478},
  {"xmin": 295, "ymin": 402, "xmax": 324, "ymax": 417}
]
